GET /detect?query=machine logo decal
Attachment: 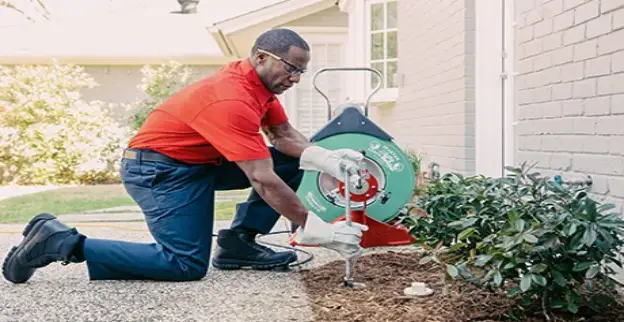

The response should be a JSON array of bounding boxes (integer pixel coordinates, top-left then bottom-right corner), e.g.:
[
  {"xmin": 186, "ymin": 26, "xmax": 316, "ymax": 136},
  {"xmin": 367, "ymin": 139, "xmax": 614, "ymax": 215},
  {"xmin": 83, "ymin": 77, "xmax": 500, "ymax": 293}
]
[
  {"xmin": 366, "ymin": 140, "xmax": 404, "ymax": 172},
  {"xmin": 392, "ymin": 162, "xmax": 404, "ymax": 172}
]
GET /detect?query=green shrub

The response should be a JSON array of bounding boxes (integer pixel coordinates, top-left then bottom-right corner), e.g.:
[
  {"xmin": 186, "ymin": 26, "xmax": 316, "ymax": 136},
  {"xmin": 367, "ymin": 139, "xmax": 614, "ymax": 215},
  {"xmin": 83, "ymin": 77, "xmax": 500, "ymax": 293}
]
[
  {"xmin": 404, "ymin": 148, "xmax": 423, "ymax": 175},
  {"xmin": 130, "ymin": 61, "xmax": 193, "ymax": 131},
  {"xmin": 0, "ymin": 62, "xmax": 129, "ymax": 184},
  {"xmin": 404, "ymin": 162, "xmax": 624, "ymax": 319}
]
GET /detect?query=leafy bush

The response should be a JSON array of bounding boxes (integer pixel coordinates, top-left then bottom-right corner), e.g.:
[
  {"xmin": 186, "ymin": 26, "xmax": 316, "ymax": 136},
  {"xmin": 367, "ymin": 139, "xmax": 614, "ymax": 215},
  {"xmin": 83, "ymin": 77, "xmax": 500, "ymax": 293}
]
[
  {"xmin": 0, "ymin": 60, "xmax": 197, "ymax": 185},
  {"xmin": 404, "ymin": 148, "xmax": 423, "ymax": 175},
  {"xmin": 0, "ymin": 62, "xmax": 129, "ymax": 184},
  {"xmin": 403, "ymin": 148, "xmax": 426, "ymax": 195},
  {"xmin": 130, "ymin": 61, "xmax": 193, "ymax": 131},
  {"xmin": 403, "ymin": 163, "xmax": 624, "ymax": 319}
]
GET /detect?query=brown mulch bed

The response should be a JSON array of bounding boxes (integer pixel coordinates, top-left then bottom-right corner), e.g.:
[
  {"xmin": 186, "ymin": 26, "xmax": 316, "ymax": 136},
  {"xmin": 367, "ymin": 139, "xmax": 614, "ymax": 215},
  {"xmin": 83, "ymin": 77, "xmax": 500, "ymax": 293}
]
[{"xmin": 299, "ymin": 251, "xmax": 624, "ymax": 322}]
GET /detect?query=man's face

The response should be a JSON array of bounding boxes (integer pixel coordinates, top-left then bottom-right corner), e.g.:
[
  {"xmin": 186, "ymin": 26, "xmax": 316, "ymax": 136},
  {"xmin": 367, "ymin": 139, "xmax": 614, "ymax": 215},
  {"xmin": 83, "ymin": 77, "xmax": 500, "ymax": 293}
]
[{"xmin": 254, "ymin": 46, "xmax": 310, "ymax": 95}]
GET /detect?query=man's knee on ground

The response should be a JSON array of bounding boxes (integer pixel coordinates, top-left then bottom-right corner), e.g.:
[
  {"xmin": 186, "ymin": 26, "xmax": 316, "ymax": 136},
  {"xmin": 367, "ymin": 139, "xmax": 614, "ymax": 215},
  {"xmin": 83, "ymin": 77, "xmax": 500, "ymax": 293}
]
[{"xmin": 169, "ymin": 257, "xmax": 209, "ymax": 281}]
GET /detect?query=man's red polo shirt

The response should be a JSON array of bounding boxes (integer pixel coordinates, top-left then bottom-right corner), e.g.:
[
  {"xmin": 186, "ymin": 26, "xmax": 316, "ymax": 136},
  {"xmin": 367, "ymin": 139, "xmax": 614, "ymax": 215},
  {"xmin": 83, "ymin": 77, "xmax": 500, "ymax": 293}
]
[{"xmin": 127, "ymin": 59, "xmax": 289, "ymax": 164}]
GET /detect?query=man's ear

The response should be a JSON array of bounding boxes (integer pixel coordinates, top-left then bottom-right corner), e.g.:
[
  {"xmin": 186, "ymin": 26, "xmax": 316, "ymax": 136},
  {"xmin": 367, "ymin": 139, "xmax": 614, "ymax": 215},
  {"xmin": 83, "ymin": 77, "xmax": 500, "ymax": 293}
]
[{"xmin": 253, "ymin": 52, "xmax": 268, "ymax": 65}]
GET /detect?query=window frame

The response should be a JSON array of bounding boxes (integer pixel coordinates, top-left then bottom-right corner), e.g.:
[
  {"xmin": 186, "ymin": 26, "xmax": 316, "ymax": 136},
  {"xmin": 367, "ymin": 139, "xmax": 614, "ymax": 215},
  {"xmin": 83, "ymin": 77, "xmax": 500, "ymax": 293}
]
[{"xmin": 364, "ymin": 0, "xmax": 398, "ymax": 102}]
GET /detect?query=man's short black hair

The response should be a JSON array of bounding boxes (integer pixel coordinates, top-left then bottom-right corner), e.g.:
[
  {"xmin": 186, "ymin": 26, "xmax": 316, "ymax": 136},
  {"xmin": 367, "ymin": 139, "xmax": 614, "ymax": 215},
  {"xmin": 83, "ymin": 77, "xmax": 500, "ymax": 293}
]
[{"xmin": 250, "ymin": 28, "xmax": 310, "ymax": 57}]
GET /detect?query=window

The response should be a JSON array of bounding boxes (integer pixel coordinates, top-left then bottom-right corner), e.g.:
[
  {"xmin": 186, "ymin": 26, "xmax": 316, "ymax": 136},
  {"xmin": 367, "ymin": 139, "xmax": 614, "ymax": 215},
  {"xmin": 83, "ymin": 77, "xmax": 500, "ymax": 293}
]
[{"xmin": 367, "ymin": 0, "xmax": 397, "ymax": 91}]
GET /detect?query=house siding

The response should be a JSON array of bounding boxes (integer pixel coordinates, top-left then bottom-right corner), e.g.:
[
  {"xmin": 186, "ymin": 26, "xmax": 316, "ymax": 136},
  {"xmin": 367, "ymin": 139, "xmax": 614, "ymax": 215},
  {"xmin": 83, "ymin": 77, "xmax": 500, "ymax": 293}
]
[
  {"xmin": 514, "ymin": 0, "xmax": 624, "ymax": 212},
  {"xmin": 280, "ymin": 6, "xmax": 348, "ymax": 27},
  {"xmin": 389, "ymin": 0, "xmax": 477, "ymax": 175},
  {"xmin": 80, "ymin": 64, "xmax": 219, "ymax": 123},
  {"xmin": 231, "ymin": 5, "xmax": 348, "ymax": 58},
  {"xmin": 81, "ymin": 65, "xmax": 219, "ymax": 105}
]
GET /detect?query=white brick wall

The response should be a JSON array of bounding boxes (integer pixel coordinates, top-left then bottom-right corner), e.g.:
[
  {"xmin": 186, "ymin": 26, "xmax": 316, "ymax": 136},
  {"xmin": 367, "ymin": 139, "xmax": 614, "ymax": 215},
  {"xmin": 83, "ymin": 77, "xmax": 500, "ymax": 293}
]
[
  {"xmin": 384, "ymin": 0, "xmax": 476, "ymax": 175},
  {"xmin": 515, "ymin": 0, "xmax": 624, "ymax": 213}
]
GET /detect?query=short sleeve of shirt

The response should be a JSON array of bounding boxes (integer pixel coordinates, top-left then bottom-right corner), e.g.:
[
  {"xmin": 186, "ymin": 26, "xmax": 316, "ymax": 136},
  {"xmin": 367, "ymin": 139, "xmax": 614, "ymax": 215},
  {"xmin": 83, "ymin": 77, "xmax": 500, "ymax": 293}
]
[
  {"xmin": 189, "ymin": 100, "xmax": 271, "ymax": 162},
  {"xmin": 261, "ymin": 97, "xmax": 289, "ymax": 127}
]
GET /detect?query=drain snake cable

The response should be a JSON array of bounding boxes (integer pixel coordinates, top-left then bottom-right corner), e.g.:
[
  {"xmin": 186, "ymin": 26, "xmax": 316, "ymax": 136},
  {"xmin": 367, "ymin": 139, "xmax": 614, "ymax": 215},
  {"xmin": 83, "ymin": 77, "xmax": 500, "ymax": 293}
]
[
  {"xmin": 253, "ymin": 230, "xmax": 316, "ymax": 269},
  {"xmin": 212, "ymin": 219, "xmax": 315, "ymax": 269}
]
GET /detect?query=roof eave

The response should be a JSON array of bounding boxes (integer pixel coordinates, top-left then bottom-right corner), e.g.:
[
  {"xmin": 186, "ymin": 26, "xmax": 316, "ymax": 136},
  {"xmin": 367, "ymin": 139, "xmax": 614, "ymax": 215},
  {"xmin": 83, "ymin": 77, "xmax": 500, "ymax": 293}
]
[
  {"xmin": 208, "ymin": 0, "xmax": 337, "ymax": 58},
  {"xmin": 211, "ymin": 27, "xmax": 240, "ymax": 58}
]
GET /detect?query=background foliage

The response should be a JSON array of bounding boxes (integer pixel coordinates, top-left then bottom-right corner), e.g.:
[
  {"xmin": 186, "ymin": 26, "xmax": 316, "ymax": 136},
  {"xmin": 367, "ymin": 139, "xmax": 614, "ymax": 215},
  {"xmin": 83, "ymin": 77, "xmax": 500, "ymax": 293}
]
[
  {"xmin": 129, "ymin": 62, "xmax": 193, "ymax": 131},
  {"xmin": 402, "ymin": 163, "xmax": 624, "ymax": 320},
  {"xmin": 0, "ymin": 63, "xmax": 128, "ymax": 184},
  {"xmin": 0, "ymin": 61, "xmax": 193, "ymax": 185}
]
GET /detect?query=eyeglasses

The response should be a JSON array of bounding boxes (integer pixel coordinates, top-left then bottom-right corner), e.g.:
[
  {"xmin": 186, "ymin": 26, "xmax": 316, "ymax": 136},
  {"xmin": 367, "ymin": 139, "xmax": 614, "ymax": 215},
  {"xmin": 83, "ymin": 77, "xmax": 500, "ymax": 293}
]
[{"xmin": 257, "ymin": 48, "xmax": 306, "ymax": 76}]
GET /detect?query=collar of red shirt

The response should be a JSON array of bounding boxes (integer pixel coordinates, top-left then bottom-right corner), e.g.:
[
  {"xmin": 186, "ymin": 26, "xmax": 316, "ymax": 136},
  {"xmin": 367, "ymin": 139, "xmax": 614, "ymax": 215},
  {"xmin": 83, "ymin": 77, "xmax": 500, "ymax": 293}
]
[{"xmin": 238, "ymin": 58, "xmax": 276, "ymax": 104}]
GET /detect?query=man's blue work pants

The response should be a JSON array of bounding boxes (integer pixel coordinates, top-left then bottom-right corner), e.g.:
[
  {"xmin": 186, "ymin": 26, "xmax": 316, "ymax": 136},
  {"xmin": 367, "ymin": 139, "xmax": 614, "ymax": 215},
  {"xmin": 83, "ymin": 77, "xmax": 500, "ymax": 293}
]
[{"xmin": 81, "ymin": 147, "xmax": 302, "ymax": 281}]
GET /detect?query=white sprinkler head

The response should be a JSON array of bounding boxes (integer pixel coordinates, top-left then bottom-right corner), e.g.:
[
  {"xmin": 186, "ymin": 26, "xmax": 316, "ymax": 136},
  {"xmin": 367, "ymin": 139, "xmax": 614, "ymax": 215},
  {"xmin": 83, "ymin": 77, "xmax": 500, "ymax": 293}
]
[{"xmin": 404, "ymin": 281, "xmax": 434, "ymax": 297}]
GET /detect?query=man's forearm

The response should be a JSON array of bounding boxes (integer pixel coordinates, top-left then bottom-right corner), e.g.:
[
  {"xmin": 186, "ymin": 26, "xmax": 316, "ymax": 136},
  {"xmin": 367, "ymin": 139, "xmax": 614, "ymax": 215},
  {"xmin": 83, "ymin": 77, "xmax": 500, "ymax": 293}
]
[
  {"xmin": 250, "ymin": 172, "xmax": 309, "ymax": 227},
  {"xmin": 271, "ymin": 135, "xmax": 311, "ymax": 158},
  {"xmin": 264, "ymin": 123, "xmax": 311, "ymax": 158}
]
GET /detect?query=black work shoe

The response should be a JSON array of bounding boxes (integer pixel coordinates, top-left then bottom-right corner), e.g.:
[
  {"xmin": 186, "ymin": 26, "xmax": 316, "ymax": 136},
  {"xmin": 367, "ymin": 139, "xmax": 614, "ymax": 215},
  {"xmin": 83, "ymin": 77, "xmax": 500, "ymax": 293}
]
[
  {"xmin": 2, "ymin": 213, "xmax": 85, "ymax": 284},
  {"xmin": 211, "ymin": 228, "xmax": 296, "ymax": 270}
]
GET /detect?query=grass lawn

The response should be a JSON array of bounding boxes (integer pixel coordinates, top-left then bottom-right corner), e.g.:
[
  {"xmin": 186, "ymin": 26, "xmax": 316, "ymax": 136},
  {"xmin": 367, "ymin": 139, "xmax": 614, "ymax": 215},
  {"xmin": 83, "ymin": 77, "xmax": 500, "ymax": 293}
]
[{"xmin": 0, "ymin": 184, "xmax": 247, "ymax": 224}]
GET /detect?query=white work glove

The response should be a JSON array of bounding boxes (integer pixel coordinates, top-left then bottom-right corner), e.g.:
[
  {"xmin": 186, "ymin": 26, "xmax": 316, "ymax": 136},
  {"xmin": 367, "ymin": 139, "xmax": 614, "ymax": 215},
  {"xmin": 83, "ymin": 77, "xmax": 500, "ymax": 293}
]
[
  {"xmin": 300, "ymin": 145, "xmax": 364, "ymax": 183},
  {"xmin": 293, "ymin": 211, "xmax": 368, "ymax": 259}
]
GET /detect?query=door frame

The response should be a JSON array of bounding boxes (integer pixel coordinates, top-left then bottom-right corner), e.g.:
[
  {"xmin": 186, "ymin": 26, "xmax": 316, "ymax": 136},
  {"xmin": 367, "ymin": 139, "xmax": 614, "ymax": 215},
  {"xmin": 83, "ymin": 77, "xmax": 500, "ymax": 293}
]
[
  {"xmin": 278, "ymin": 26, "xmax": 349, "ymax": 131},
  {"xmin": 475, "ymin": 0, "xmax": 516, "ymax": 177},
  {"xmin": 503, "ymin": 0, "xmax": 516, "ymax": 171}
]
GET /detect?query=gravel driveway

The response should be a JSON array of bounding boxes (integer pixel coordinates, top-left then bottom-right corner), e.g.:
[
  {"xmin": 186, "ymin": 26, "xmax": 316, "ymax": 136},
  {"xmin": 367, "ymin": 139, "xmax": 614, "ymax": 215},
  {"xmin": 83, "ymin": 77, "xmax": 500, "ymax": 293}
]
[{"xmin": 0, "ymin": 219, "xmax": 344, "ymax": 322}]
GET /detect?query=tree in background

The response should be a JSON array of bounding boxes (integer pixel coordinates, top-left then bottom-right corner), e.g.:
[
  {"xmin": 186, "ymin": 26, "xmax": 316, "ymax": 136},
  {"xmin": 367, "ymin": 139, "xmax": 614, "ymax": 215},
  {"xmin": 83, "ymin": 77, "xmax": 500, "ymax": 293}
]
[
  {"xmin": 130, "ymin": 61, "xmax": 193, "ymax": 131},
  {"xmin": 0, "ymin": 0, "xmax": 49, "ymax": 22},
  {"xmin": 0, "ymin": 62, "xmax": 128, "ymax": 185},
  {"xmin": 0, "ymin": 58, "xmax": 196, "ymax": 185}
]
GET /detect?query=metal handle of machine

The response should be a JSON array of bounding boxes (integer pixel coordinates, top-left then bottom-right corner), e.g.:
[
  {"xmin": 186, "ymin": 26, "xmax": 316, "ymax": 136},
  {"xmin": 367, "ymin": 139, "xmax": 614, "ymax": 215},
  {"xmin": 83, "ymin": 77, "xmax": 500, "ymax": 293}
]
[
  {"xmin": 342, "ymin": 165, "xmax": 354, "ymax": 284},
  {"xmin": 344, "ymin": 166, "xmax": 352, "ymax": 226},
  {"xmin": 311, "ymin": 67, "xmax": 383, "ymax": 120},
  {"xmin": 340, "ymin": 159, "xmax": 365, "ymax": 288}
]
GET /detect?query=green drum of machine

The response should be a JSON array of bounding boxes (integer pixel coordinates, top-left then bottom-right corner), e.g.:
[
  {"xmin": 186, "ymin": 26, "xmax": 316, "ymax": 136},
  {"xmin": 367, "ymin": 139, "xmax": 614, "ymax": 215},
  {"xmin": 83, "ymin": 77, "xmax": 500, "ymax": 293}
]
[{"xmin": 294, "ymin": 67, "xmax": 416, "ymax": 229}]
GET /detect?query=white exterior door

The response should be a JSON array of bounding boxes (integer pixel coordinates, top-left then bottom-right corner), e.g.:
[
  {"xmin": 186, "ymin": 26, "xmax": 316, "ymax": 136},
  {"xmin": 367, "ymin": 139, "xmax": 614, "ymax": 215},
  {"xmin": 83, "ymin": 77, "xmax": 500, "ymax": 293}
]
[{"xmin": 279, "ymin": 32, "xmax": 348, "ymax": 138}]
